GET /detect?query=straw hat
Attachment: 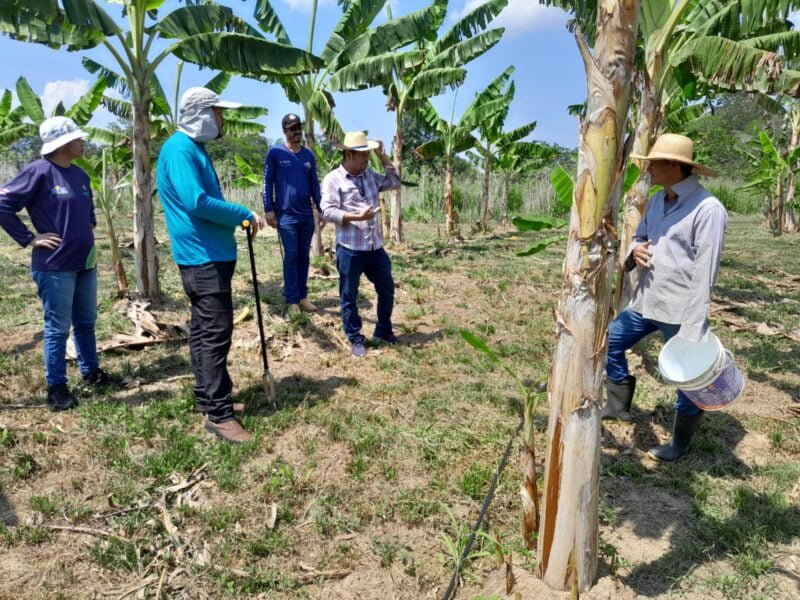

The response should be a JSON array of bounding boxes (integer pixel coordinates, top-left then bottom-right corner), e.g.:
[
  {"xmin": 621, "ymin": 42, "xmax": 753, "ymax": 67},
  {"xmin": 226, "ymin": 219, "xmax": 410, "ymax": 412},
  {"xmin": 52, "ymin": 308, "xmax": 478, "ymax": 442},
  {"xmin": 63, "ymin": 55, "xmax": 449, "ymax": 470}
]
[
  {"xmin": 630, "ymin": 133, "xmax": 717, "ymax": 177},
  {"xmin": 336, "ymin": 131, "xmax": 379, "ymax": 152},
  {"xmin": 40, "ymin": 116, "xmax": 88, "ymax": 156}
]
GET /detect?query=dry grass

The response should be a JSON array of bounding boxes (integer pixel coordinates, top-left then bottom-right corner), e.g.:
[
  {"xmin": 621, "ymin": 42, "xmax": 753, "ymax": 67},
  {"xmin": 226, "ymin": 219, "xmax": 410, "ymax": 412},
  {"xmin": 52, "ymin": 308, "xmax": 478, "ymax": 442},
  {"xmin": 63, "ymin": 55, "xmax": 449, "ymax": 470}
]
[{"xmin": 0, "ymin": 214, "xmax": 798, "ymax": 599}]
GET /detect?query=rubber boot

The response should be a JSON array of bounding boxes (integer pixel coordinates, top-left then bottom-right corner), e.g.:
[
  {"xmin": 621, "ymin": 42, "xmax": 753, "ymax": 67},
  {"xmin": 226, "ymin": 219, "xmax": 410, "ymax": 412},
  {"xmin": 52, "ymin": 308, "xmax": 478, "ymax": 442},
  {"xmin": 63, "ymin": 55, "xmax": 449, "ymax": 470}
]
[
  {"xmin": 601, "ymin": 377, "xmax": 636, "ymax": 421},
  {"xmin": 648, "ymin": 413, "xmax": 703, "ymax": 462}
]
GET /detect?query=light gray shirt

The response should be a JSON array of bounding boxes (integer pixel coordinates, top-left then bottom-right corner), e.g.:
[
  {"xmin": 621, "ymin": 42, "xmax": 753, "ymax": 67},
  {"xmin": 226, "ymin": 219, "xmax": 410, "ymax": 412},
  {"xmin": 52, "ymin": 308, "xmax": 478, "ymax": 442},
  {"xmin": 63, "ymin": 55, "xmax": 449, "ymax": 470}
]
[{"xmin": 626, "ymin": 175, "xmax": 728, "ymax": 341}]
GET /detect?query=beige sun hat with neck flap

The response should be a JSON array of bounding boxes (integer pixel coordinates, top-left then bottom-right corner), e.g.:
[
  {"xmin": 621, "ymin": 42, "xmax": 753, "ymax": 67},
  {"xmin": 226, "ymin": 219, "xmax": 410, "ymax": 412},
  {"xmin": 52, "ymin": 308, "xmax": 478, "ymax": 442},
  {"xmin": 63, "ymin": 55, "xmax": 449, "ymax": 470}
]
[
  {"xmin": 630, "ymin": 133, "xmax": 718, "ymax": 177},
  {"xmin": 336, "ymin": 131, "xmax": 379, "ymax": 152}
]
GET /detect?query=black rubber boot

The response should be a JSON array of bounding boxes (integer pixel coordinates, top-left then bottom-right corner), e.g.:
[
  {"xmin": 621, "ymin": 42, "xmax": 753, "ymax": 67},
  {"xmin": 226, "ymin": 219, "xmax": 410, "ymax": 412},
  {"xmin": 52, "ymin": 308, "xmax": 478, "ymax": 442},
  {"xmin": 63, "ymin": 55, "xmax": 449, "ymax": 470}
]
[
  {"xmin": 648, "ymin": 413, "xmax": 703, "ymax": 462},
  {"xmin": 601, "ymin": 377, "xmax": 636, "ymax": 421},
  {"xmin": 47, "ymin": 384, "xmax": 78, "ymax": 412}
]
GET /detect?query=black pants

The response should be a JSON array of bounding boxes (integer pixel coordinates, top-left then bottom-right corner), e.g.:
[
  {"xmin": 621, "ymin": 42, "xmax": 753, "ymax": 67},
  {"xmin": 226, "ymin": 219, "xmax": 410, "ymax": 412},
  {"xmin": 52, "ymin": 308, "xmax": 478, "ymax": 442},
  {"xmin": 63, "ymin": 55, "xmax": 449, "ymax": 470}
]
[{"xmin": 179, "ymin": 261, "xmax": 236, "ymax": 423}]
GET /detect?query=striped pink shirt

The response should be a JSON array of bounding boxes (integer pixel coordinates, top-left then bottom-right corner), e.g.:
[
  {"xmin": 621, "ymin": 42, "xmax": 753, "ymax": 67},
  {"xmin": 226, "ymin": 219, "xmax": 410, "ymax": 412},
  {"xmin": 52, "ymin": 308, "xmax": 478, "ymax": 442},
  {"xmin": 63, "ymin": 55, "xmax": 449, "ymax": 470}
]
[{"xmin": 320, "ymin": 164, "xmax": 401, "ymax": 251}]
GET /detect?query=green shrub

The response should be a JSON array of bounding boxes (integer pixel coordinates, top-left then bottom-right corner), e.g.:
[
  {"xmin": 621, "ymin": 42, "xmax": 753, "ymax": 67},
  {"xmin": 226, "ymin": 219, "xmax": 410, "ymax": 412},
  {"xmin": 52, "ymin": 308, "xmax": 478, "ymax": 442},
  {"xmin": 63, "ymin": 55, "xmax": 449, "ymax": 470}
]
[{"xmin": 507, "ymin": 187, "xmax": 523, "ymax": 213}]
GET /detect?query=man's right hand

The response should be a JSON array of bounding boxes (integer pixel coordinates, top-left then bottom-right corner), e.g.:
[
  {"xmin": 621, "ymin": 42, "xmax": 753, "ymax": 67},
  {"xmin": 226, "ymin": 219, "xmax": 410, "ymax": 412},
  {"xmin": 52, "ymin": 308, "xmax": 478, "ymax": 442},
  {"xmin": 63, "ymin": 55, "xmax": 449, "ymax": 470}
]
[
  {"xmin": 30, "ymin": 233, "xmax": 62, "ymax": 250},
  {"xmin": 351, "ymin": 206, "xmax": 375, "ymax": 222},
  {"xmin": 265, "ymin": 211, "xmax": 277, "ymax": 228},
  {"xmin": 632, "ymin": 240, "xmax": 653, "ymax": 269}
]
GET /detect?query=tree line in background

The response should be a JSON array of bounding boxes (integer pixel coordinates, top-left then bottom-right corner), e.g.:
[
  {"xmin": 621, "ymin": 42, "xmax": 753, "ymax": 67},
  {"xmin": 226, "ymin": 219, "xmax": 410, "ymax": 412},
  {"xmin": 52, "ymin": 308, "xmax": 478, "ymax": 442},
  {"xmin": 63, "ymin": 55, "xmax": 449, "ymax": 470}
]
[{"xmin": 2, "ymin": 1, "xmax": 800, "ymax": 593}]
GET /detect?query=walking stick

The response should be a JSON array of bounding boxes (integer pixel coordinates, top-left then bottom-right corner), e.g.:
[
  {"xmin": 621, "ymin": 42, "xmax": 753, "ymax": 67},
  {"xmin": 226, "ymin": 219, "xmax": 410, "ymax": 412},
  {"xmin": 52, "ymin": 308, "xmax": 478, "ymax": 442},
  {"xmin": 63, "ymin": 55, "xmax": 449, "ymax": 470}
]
[{"xmin": 242, "ymin": 220, "xmax": 276, "ymax": 403}]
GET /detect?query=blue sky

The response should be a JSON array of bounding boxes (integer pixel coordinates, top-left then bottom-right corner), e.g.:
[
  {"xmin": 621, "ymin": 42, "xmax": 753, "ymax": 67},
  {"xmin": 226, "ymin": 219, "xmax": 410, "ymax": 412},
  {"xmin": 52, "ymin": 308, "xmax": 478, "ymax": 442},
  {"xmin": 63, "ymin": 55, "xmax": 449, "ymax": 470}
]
[{"xmin": 0, "ymin": 0, "xmax": 586, "ymax": 149}]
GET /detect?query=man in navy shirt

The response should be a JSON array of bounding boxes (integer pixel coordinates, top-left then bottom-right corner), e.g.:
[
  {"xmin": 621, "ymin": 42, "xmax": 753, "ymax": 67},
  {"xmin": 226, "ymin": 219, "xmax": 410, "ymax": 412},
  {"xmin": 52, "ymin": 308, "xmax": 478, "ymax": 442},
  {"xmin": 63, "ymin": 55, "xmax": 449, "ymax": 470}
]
[
  {"xmin": 0, "ymin": 117, "xmax": 117, "ymax": 411},
  {"xmin": 262, "ymin": 113, "xmax": 322, "ymax": 316}
]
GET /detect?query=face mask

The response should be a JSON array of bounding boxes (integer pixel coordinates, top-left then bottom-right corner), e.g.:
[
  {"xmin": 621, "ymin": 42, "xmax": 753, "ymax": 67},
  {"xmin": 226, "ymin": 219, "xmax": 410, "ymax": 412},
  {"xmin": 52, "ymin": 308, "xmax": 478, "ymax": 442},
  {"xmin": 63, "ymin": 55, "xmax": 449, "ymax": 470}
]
[{"xmin": 177, "ymin": 107, "xmax": 219, "ymax": 142}]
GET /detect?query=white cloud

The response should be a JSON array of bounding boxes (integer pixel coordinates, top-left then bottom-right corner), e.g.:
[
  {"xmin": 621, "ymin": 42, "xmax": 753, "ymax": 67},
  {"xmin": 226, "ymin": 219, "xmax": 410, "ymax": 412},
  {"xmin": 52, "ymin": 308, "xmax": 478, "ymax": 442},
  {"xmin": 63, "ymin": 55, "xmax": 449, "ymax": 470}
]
[
  {"xmin": 453, "ymin": 0, "xmax": 568, "ymax": 36},
  {"xmin": 40, "ymin": 79, "xmax": 90, "ymax": 117},
  {"xmin": 281, "ymin": 0, "xmax": 336, "ymax": 12}
]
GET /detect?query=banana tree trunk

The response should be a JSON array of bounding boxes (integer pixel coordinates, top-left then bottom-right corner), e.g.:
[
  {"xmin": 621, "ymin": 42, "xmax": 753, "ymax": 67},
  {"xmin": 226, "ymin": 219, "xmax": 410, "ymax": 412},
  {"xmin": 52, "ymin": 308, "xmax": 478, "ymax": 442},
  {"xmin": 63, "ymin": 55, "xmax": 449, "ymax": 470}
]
[
  {"xmin": 615, "ymin": 71, "xmax": 660, "ymax": 312},
  {"xmin": 774, "ymin": 178, "xmax": 784, "ymax": 236},
  {"xmin": 784, "ymin": 110, "xmax": 799, "ymax": 233},
  {"xmin": 480, "ymin": 154, "xmax": 492, "ymax": 231},
  {"xmin": 537, "ymin": 1, "xmax": 640, "ymax": 592},
  {"xmin": 502, "ymin": 177, "xmax": 510, "ymax": 226},
  {"xmin": 131, "ymin": 93, "xmax": 160, "ymax": 300},
  {"xmin": 390, "ymin": 127, "xmax": 404, "ymax": 243},
  {"xmin": 304, "ymin": 113, "xmax": 325, "ymax": 256},
  {"xmin": 444, "ymin": 158, "xmax": 457, "ymax": 236}
]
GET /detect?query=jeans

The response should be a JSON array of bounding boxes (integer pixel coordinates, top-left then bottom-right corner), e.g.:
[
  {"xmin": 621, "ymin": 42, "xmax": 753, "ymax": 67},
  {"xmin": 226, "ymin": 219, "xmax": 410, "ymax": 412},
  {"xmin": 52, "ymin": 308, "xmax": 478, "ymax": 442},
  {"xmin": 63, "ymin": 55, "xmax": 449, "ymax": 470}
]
[
  {"xmin": 32, "ymin": 268, "xmax": 100, "ymax": 387},
  {"xmin": 179, "ymin": 261, "xmax": 236, "ymax": 423},
  {"xmin": 277, "ymin": 215, "xmax": 315, "ymax": 305},
  {"xmin": 336, "ymin": 245, "xmax": 394, "ymax": 343},
  {"xmin": 607, "ymin": 307, "xmax": 702, "ymax": 416}
]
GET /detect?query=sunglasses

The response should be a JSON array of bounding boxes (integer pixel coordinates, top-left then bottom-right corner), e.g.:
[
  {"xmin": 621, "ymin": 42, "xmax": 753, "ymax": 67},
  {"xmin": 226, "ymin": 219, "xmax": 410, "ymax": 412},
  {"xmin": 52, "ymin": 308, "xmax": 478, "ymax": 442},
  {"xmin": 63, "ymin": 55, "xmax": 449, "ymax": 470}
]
[{"xmin": 284, "ymin": 125, "xmax": 303, "ymax": 132}]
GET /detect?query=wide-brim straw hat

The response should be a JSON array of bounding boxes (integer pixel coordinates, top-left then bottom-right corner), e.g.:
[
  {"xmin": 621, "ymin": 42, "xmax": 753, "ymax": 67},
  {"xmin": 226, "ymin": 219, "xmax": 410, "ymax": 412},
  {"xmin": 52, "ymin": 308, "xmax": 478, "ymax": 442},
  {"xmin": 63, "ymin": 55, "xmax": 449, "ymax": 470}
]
[
  {"xmin": 630, "ymin": 133, "xmax": 718, "ymax": 177},
  {"xmin": 335, "ymin": 131, "xmax": 379, "ymax": 151}
]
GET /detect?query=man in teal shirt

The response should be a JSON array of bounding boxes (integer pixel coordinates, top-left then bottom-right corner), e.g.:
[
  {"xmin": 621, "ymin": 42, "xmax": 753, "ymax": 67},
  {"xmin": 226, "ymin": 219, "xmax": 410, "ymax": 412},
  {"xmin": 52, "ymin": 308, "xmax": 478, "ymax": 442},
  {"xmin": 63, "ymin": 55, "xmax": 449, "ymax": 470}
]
[{"xmin": 157, "ymin": 87, "xmax": 265, "ymax": 444}]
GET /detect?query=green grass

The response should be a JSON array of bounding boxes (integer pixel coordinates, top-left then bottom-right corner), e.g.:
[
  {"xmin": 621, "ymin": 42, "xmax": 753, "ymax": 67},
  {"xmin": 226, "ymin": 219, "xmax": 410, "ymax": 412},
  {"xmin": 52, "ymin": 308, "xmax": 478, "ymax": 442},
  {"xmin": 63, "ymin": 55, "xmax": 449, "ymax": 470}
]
[{"xmin": 0, "ymin": 215, "xmax": 797, "ymax": 598}]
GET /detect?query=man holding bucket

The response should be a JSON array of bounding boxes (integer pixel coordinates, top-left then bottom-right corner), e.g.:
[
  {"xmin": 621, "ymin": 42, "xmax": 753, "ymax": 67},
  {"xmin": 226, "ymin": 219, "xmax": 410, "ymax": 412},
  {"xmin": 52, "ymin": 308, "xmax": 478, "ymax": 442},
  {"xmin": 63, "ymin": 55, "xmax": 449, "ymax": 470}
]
[{"xmin": 602, "ymin": 134, "xmax": 728, "ymax": 461}]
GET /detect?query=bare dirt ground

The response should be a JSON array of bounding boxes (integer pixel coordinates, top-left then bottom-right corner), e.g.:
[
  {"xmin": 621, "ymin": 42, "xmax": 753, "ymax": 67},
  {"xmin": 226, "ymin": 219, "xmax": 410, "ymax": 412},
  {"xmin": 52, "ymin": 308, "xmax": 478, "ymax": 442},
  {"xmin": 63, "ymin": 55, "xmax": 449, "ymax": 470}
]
[{"xmin": 1, "ymin": 217, "xmax": 799, "ymax": 599}]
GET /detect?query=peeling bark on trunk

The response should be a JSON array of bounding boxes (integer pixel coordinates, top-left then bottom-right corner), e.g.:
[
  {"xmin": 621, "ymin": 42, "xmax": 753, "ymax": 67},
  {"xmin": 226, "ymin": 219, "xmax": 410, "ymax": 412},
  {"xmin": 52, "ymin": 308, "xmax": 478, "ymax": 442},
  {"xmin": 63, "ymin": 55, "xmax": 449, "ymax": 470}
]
[
  {"xmin": 784, "ymin": 110, "xmax": 799, "ymax": 233},
  {"xmin": 615, "ymin": 72, "xmax": 660, "ymax": 312},
  {"xmin": 390, "ymin": 130, "xmax": 403, "ymax": 243},
  {"xmin": 132, "ymin": 95, "xmax": 160, "ymax": 301},
  {"xmin": 480, "ymin": 154, "xmax": 492, "ymax": 231},
  {"xmin": 537, "ymin": 0, "xmax": 640, "ymax": 592},
  {"xmin": 520, "ymin": 392, "xmax": 539, "ymax": 548},
  {"xmin": 379, "ymin": 193, "xmax": 390, "ymax": 239}
]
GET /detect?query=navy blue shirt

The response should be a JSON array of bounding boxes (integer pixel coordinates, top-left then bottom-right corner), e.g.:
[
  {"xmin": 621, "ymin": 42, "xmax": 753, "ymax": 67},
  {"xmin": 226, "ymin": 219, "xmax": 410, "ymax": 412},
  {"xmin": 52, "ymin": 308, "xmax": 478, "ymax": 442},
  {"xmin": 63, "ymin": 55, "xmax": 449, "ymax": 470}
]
[
  {"xmin": 261, "ymin": 144, "xmax": 321, "ymax": 219},
  {"xmin": 0, "ymin": 158, "xmax": 96, "ymax": 272}
]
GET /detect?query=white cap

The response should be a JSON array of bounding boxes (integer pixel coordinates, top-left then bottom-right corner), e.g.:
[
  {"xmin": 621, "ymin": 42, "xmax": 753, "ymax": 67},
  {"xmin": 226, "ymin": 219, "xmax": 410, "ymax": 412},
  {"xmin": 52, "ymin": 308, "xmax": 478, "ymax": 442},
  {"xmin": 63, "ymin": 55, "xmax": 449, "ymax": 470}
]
[
  {"xmin": 179, "ymin": 87, "xmax": 242, "ymax": 113},
  {"xmin": 40, "ymin": 116, "xmax": 87, "ymax": 156}
]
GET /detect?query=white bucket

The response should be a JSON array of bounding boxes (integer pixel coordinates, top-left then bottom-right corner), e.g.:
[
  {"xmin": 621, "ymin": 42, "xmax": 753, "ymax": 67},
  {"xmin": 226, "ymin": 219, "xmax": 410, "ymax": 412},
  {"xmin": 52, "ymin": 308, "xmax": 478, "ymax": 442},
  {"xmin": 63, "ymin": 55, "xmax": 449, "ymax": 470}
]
[
  {"xmin": 658, "ymin": 332, "xmax": 744, "ymax": 410},
  {"xmin": 658, "ymin": 332, "xmax": 725, "ymax": 390}
]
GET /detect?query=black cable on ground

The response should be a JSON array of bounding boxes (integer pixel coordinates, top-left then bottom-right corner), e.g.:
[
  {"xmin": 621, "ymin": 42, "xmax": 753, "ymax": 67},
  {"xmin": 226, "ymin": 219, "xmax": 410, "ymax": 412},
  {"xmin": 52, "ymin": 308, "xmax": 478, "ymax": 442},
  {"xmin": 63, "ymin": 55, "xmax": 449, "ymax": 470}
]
[{"xmin": 441, "ymin": 417, "xmax": 525, "ymax": 600}]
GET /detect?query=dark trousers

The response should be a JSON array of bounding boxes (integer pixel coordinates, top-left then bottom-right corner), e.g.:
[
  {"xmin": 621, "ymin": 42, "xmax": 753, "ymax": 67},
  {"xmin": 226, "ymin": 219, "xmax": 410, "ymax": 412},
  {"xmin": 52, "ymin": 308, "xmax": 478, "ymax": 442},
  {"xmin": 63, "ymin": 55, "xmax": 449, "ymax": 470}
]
[
  {"xmin": 277, "ymin": 215, "xmax": 315, "ymax": 304},
  {"xmin": 336, "ymin": 245, "xmax": 394, "ymax": 343},
  {"xmin": 179, "ymin": 261, "xmax": 236, "ymax": 423}
]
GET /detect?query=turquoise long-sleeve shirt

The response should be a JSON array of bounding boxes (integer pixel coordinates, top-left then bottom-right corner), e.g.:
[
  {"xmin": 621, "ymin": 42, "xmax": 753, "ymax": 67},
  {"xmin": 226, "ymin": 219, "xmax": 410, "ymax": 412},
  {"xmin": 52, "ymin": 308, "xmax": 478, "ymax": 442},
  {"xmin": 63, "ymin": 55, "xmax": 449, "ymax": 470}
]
[{"xmin": 157, "ymin": 131, "xmax": 253, "ymax": 266}]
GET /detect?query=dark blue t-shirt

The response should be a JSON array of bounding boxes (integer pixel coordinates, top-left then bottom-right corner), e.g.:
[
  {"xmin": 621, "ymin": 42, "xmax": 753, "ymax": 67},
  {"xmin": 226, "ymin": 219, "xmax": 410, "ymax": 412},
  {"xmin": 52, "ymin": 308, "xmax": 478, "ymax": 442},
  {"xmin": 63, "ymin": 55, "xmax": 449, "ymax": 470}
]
[
  {"xmin": 0, "ymin": 158, "xmax": 96, "ymax": 272},
  {"xmin": 261, "ymin": 144, "xmax": 321, "ymax": 219}
]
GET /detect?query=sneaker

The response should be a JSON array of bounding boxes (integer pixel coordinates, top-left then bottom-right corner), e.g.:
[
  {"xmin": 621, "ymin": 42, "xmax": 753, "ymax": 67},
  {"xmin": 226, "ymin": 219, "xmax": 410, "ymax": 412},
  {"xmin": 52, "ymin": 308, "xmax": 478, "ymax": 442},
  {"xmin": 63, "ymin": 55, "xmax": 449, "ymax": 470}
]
[
  {"xmin": 47, "ymin": 384, "xmax": 78, "ymax": 412},
  {"xmin": 372, "ymin": 333, "xmax": 399, "ymax": 345},
  {"xmin": 82, "ymin": 368, "xmax": 122, "ymax": 387},
  {"xmin": 287, "ymin": 304, "xmax": 301, "ymax": 317},
  {"xmin": 298, "ymin": 298, "xmax": 318, "ymax": 312},
  {"xmin": 351, "ymin": 341, "xmax": 366, "ymax": 358},
  {"xmin": 203, "ymin": 418, "xmax": 252, "ymax": 443}
]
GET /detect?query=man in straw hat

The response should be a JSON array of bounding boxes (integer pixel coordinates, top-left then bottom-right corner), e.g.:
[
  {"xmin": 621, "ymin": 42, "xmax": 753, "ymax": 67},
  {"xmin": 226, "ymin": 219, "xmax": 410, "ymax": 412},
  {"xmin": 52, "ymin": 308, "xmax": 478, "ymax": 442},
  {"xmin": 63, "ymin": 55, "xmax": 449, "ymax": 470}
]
[
  {"xmin": 262, "ymin": 113, "xmax": 323, "ymax": 317},
  {"xmin": 0, "ymin": 116, "xmax": 120, "ymax": 411},
  {"xmin": 157, "ymin": 87, "xmax": 266, "ymax": 444},
  {"xmin": 602, "ymin": 133, "xmax": 728, "ymax": 461},
  {"xmin": 320, "ymin": 131, "xmax": 401, "ymax": 358}
]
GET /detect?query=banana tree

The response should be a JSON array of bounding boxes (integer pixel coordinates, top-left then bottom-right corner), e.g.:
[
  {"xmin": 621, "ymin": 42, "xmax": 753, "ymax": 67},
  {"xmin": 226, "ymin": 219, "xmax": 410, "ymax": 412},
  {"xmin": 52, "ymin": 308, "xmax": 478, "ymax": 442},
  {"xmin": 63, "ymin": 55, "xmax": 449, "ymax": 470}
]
[
  {"xmin": 329, "ymin": 0, "xmax": 508, "ymax": 243},
  {"xmin": 481, "ymin": 141, "xmax": 556, "ymax": 225},
  {"xmin": 414, "ymin": 81, "xmax": 512, "ymax": 237},
  {"xmin": 0, "ymin": 75, "xmax": 106, "ymax": 144},
  {"xmin": 740, "ymin": 128, "xmax": 800, "ymax": 235},
  {"xmin": 76, "ymin": 146, "xmax": 132, "ymax": 296},
  {"xmin": 534, "ymin": 0, "xmax": 640, "ymax": 592},
  {"xmin": 468, "ymin": 67, "xmax": 544, "ymax": 231},
  {"xmin": 0, "ymin": 0, "xmax": 321, "ymax": 300}
]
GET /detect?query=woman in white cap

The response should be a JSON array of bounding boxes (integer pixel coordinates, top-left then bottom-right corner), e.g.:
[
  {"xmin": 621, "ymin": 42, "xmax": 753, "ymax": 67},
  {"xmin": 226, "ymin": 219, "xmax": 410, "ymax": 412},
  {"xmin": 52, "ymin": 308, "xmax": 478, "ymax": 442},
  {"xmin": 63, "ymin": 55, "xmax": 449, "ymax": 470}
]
[{"xmin": 0, "ymin": 116, "xmax": 116, "ymax": 411}]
